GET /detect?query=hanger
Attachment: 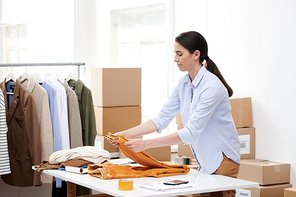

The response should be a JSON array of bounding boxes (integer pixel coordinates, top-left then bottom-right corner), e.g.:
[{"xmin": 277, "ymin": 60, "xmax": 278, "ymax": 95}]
[
  {"xmin": 20, "ymin": 72, "xmax": 31, "ymax": 82},
  {"xmin": 5, "ymin": 72, "xmax": 16, "ymax": 83},
  {"xmin": 33, "ymin": 72, "xmax": 44, "ymax": 83},
  {"xmin": 66, "ymin": 72, "xmax": 77, "ymax": 82},
  {"xmin": 56, "ymin": 73, "xmax": 64, "ymax": 84}
]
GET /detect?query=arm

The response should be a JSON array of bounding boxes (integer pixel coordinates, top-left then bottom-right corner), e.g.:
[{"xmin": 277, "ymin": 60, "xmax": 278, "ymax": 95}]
[
  {"xmin": 121, "ymin": 119, "xmax": 158, "ymax": 138},
  {"xmin": 108, "ymin": 119, "xmax": 158, "ymax": 147},
  {"xmin": 124, "ymin": 131, "xmax": 182, "ymax": 152}
]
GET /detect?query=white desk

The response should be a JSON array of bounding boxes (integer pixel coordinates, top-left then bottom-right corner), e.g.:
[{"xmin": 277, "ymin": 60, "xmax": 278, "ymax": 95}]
[{"xmin": 43, "ymin": 168, "xmax": 258, "ymax": 197}]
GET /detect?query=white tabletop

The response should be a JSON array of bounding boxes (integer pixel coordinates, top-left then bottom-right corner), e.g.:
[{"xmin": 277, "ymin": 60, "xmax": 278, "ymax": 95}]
[{"xmin": 43, "ymin": 165, "xmax": 258, "ymax": 197}]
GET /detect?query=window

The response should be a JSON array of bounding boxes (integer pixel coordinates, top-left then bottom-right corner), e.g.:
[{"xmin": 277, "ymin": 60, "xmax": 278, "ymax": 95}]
[
  {"xmin": 97, "ymin": 1, "xmax": 176, "ymax": 139},
  {"xmin": 1, "ymin": 0, "xmax": 75, "ymax": 80}
]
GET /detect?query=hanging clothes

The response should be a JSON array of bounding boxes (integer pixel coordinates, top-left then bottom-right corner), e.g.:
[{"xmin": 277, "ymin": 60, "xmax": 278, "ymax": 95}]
[
  {"xmin": 63, "ymin": 81, "xmax": 83, "ymax": 148},
  {"xmin": 0, "ymin": 89, "xmax": 10, "ymax": 176},
  {"xmin": 44, "ymin": 73, "xmax": 70, "ymax": 150},
  {"xmin": 41, "ymin": 81, "xmax": 62, "ymax": 153},
  {"xmin": 68, "ymin": 79, "xmax": 96, "ymax": 146},
  {"xmin": 0, "ymin": 79, "xmax": 41, "ymax": 187},
  {"xmin": 19, "ymin": 75, "xmax": 54, "ymax": 184}
]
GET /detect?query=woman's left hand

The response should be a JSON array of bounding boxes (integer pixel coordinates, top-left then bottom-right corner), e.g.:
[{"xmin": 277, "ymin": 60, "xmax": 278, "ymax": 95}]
[{"xmin": 123, "ymin": 139, "xmax": 149, "ymax": 152}]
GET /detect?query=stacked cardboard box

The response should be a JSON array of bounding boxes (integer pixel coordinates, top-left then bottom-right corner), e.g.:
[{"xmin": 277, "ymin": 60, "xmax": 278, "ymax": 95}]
[
  {"xmin": 230, "ymin": 97, "xmax": 255, "ymax": 159},
  {"xmin": 231, "ymin": 97, "xmax": 293, "ymax": 196},
  {"xmin": 91, "ymin": 67, "xmax": 142, "ymax": 154},
  {"xmin": 237, "ymin": 159, "xmax": 292, "ymax": 197},
  {"xmin": 285, "ymin": 187, "xmax": 296, "ymax": 197}
]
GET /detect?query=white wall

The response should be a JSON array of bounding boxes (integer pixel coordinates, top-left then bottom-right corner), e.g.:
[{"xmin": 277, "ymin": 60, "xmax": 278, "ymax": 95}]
[{"xmin": 175, "ymin": 0, "xmax": 296, "ymax": 186}]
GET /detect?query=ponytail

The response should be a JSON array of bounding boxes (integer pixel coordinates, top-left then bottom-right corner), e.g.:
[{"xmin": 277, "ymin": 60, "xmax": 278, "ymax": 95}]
[{"xmin": 205, "ymin": 58, "xmax": 233, "ymax": 97}]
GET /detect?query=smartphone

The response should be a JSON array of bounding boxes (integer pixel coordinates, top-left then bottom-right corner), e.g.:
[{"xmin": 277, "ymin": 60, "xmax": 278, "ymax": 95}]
[{"xmin": 163, "ymin": 180, "xmax": 189, "ymax": 185}]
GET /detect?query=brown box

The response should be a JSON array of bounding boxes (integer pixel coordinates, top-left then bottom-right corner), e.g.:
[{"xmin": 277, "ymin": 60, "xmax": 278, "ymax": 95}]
[
  {"xmin": 245, "ymin": 184, "xmax": 292, "ymax": 197},
  {"xmin": 176, "ymin": 112, "xmax": 183, "ymax": 126},
  {"xmin": 237, "ymin": 127, "xmax": 255, "ymax": 159},
  {"xmin": 178, "ymin": 144, "xmax": 194, "ymax": 158},
  {"xmin": 229, "ymin": 97, "xmax": 252, "ymax": 128},
  {"xmin": 96, "ymin": 135, "xmax": 119, "ymax": 153},
  {"xmin": 91, "ymin": 67, "xmax": 141, "ymax": 107},
  {"xmin": 94, "ymin": 106, "xmax": 141, "ymax": 136},
  {"xmin": 237, "ymin": 159, "xmax": 290, "ymax": 185},
  {"xmin": 285, "ymin": 187, "xmax": 296, "ymax": 197},
  {"xmin": 120, "ymin": 146, "xmax": 171, "ymax": 161}
]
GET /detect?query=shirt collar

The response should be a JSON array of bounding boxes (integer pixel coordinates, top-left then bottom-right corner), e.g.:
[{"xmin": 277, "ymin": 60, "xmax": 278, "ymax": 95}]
[{"xmin": 184, "ymin": 65, "xmax": 207, "ymax": 87}]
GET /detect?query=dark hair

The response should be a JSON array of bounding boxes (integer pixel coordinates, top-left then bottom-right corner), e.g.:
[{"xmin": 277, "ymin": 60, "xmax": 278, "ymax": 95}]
[{"xmin": 175, "ymin": 31, "xmax": 233, "ymax": 97}]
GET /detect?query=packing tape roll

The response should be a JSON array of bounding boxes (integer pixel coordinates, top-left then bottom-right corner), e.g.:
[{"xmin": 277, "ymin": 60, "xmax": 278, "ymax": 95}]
[{"xmin": 118, "ymin": 179, "xmax": 133, "ymax": 191}]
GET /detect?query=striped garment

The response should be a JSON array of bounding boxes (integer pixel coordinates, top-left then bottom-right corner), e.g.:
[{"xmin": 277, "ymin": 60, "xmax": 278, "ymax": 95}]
[{"xmin": 0, "ymin": 89, "xmax": 10, "ymax": 175}]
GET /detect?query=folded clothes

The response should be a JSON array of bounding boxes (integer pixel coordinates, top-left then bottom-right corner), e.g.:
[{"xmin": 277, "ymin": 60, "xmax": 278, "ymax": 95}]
[
  {"xmin": 87, "ymin": 133, "xmax": 190, "ymax": 179},
  {"xmin": 49, "ymin": 146, "xmax": 110, "ymax": 164},
  {"xmin": 35, "ymin": 159, "xmax": 93, "ymax": 171}
]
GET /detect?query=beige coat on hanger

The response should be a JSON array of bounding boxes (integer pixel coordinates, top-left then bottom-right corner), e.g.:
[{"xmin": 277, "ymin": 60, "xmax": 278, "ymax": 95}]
[{"xmin": 19, "ymin": 75, "xmax": 54, "ymax": 184}]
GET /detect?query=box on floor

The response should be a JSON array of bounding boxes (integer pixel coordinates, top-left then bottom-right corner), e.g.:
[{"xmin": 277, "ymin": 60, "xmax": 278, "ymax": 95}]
[
  {"xmin": 91, "ymin": 67, "xmax": 141, "ymax": 107},
  {"xmin": 229, "ymin": 97, "xmax": 253, "ymax": 128},
  {"xmin": 243, "ymin": 183, "xmax": 292, "ymax": 197},
  {"xmin": 94, "ymin": 105, "xmax": 141, "ymax": 136},
  {"xmin": 237, "ymin": 159, "xmax": 290, "ymax": 185},
  {"xmin": 285, "ymin": 187, "xmax": 296, "ymax": 197}
]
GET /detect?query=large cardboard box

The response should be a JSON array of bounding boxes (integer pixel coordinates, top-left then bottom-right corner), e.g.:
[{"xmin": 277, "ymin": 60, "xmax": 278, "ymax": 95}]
[
  {"xmin": 237, "ymin": 127, "xmax": 255, "ymax": 159},
  {"xmin": 91, "ymin": 67, "xmax": 141, "ymax": 107},
  {"xmin": 246, "ymin": 183, "xmax": 292, "ymax": 197},
  {"xmin": 94, "ymin": 105, "xmax": 141, "ymax": 136},
  {"xmin": 120, "ymin": 146, "xmax": 171, "ymax": 161},
  {"xmin": 229, "ymin": 97, "xmax": 252, "ymax": 128},
  {"xmin": 285, "ymin": 187, "xmax": 296, "ymax": 197},
  {"xmin": 237, "ymin": 159, "xmax": 290, "ymax": 185}
]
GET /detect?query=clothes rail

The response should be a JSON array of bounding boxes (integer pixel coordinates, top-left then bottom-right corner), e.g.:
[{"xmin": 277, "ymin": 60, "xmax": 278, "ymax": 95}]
[{"xmin": 0, "ymin": 62, "xmax": 85, "ymax": 78}]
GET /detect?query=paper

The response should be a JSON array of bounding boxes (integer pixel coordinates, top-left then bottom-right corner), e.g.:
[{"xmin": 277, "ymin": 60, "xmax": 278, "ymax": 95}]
[
  {"xmin": 238, "ymin": 134, "xmax": 250, "ymax": 154},
  {"xmin": 65, "ymin": 166, "xmax": 88, "ymax": 174},
  {"xmin": 137, "ymin": 181, "xmax": 193, "ymax": 191}
]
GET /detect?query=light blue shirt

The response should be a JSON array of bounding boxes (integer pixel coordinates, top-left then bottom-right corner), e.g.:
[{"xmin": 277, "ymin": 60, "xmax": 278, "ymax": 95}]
[{"xmin": 151, "ymin": 65, "xmax": 240, "ymax": 174}]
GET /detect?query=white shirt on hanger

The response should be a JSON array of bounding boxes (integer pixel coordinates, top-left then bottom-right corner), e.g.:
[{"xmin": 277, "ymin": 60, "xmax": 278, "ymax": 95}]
[{"xmin": 44, "ymin": 73, "xmax": 70, "ymax": 150}]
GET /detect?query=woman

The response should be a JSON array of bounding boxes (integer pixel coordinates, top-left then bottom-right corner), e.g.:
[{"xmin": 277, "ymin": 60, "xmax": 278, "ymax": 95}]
[{"xmin": 109, "ymin": 31, "xmax": 240, "ymax": 197}]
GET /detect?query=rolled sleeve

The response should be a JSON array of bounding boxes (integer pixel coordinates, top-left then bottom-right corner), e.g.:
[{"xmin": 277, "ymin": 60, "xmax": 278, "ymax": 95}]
[{"xmin": 177, "ymin": 127, "xmax": 195, "ymax": 144}]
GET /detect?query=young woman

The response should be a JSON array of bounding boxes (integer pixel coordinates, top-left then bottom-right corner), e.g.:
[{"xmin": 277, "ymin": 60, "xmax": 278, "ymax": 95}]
[{"xmin": 109, "ymin": 31, "xmax": 240, "ymax": 197}]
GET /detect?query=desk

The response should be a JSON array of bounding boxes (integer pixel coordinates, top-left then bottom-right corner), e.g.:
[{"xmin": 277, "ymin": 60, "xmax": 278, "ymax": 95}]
[{"xmin": 43, "ymin": 168, "xmax": 258, "ymax": 197}]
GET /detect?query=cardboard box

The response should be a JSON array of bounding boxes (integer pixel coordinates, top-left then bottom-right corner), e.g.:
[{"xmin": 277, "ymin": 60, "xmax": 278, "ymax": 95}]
[
  {"xmin": 245, "ymin": 183, "xmax": 292, "ymax": 197},
  {"xmin": 176, "ymin": 112, "xmax": 183, "ymax": 126},
  {"xmin": 237, "ymin": 127, "xmax": 255, "ymax": 159},
  {"xmin": 95, "ymin": 135, "xmax": 119, "ymax": 153},
  {"xmin": 229, "ymin": 97, "xmax": 252, "ymax": 128},
  {"xmin": 178, "ymin": 144, "xmax": 195, "ymax": 158},
  {"xmin": 94, "ymin": 106, "xmax": 141, "ymax": 136},
  {"xmin": 285, "ymin": 187, "xmax": 296, "ymax": 197},
  {"xmin": 237, "ymin": 159, "xmax": 290, "ymax": 185},
  {"xmin": 120, "ymin": 146, "xmax": 171, "ymax": 161},
  {"xmin": 91, "ymin": 67, "xmax": 141, "ymax": 107}
]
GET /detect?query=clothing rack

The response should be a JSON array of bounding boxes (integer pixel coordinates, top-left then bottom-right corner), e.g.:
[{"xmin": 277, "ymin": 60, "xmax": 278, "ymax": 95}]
[{"xmin": 0, "ymin": 62, "xmax": 85, "ymax": 78}]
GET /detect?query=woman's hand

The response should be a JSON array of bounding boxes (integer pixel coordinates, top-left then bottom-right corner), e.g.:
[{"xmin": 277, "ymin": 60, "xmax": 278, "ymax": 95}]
[
  {"xmin": 106, "ymin": 131, "xmax": 124, "ymax": 147},
  {"xmin": 123, "ymin": 139, "xmax": 150, "ymax": 152}
]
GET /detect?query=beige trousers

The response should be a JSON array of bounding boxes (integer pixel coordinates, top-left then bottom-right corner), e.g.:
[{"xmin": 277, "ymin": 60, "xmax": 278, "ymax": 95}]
[{"xmin": 209, "ymin": 153, "xmax": 240, "ymax": 197}]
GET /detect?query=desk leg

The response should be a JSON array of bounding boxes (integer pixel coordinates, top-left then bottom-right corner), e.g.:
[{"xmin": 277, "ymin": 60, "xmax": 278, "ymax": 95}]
[{"xmin": 67, "ymin": 182, "xmax": 77, "ymax": 197}]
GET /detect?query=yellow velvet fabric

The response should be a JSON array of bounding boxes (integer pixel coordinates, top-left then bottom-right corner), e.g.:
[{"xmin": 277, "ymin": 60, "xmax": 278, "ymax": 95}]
[{"xmin": 87, "ymin": 132, "xmax": 190, "ymax": 179}]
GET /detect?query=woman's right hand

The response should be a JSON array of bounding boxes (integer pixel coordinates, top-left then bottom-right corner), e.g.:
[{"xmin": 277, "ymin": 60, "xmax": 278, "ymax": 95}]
[{"xmin": 107, "ymin": 131, "xmax": 124, "ymax": 147}]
